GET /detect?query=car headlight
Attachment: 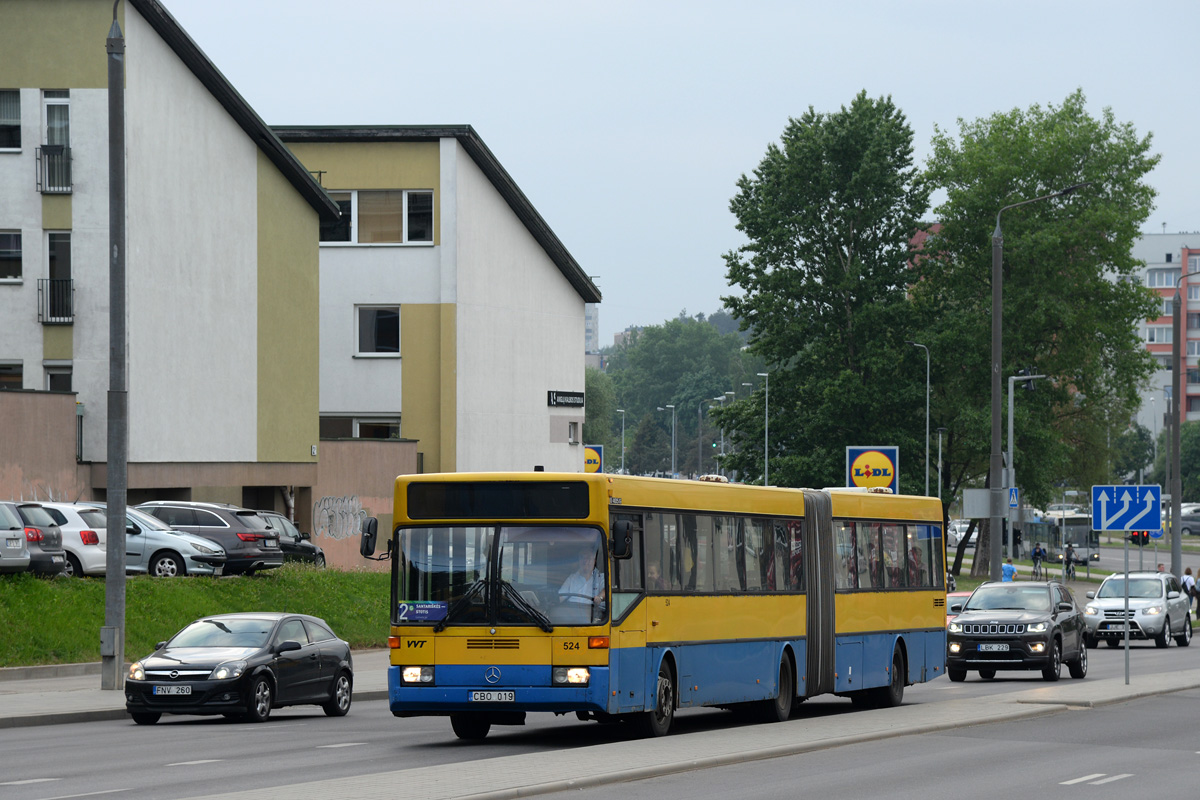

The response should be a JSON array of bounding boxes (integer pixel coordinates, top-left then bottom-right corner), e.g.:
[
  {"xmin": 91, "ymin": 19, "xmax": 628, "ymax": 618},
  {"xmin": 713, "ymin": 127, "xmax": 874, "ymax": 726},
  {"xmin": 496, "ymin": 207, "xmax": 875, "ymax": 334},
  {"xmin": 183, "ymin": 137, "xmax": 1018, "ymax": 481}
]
[
  {"xmin": 210, "ymin": 660, "xmax": 247, "ymax": 680},
  {"xmin": 947, "ymin": 621, "xmax": 962, "ymax": 633},
  {"xmin": 402, "ymin": 666, "xmax": 434, "ymax": 684},
  {"xmin": 129, "ymin": 661, "xmax": 145, "ymax": 681},
  {"xmin": 1027, "ymin": 621, "xmax": 1049, "ymax": 633},
  {"xmin": 191, "ymin": 543, "xmax": 218, "ymax": 555},
  {"xmin": 1085, "ymin": 606, "xmax": 1098, "ymax": 615},
  {"xmin": 552, "ymin": 667, "xmax": 590, "ymax": 685},
  {"xmin": 1143, "ymin": 605, "xmax": 1163, "ymax": 616}
]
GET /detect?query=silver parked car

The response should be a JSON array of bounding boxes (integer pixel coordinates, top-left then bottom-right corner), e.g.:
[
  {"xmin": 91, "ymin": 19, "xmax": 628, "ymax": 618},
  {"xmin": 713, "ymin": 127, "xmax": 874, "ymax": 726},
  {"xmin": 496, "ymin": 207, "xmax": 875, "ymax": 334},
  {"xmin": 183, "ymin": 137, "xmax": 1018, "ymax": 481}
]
[
  {"xmin": 0, "ymin": 502, "xmax": 31, "ymax": 574},
  {"xmin": 40, "ymin": 502, "xmax": 228, "ymax": 577},
  {"xmin": 1083, "ymin": 571, "xmax": 1192, "ymax": 648}
]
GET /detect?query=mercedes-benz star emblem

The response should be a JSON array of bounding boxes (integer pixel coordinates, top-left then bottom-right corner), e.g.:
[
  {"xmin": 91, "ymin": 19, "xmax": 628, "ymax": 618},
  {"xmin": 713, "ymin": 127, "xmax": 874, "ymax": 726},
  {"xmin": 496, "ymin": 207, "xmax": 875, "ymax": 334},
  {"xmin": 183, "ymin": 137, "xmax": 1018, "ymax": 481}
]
[{"xmin": 484, "ymin": 667, "xmax": 501, "ymax": 684}]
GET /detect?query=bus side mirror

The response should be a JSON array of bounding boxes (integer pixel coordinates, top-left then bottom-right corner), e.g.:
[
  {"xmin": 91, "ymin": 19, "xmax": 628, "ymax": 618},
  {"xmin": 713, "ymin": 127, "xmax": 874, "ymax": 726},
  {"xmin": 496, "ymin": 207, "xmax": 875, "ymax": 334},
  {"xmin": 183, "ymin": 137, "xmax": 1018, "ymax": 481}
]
[
  {"xmin": 360, "ymin": 517, "xmax": 379, "ymax": 558},
  {"xmin": 611, "ymin": 520, "xmax": 632, "ymax": 559}
]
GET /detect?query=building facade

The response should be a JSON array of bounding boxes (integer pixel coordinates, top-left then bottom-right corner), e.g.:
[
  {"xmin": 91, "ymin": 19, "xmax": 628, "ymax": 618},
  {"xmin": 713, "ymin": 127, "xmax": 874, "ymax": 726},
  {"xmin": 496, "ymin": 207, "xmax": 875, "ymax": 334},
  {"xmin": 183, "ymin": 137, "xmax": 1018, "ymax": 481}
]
[
  {"xmin": 0, "ymin": 0, "xmax": 337, "ymax": 508},
  {"xmin": 1132, "ymin": 232, "xmax": 1200, "ymax": 439},
  {"xmin": 275, "ymin": 126, "xmax": 600, "ymax": 474}
]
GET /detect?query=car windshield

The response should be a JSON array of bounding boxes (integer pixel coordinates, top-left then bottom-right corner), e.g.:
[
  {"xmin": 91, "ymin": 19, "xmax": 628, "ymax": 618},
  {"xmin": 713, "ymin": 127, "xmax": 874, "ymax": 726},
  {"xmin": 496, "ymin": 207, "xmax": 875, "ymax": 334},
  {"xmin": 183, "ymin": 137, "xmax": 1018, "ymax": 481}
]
[
  {"xmin": 170, "ymin": 618, "xmax": 273, "ymax": 648},
  {"xmin": 964, "ymin": 584, "xmax": 1051, "ymax": 612},
  {"xmin": 1097, "ymin": 578, "xmax": 1163, "ymax": 599},
  {"xmin": 395, "ymin": 525, "xmax": 607, "ymax": 629}
]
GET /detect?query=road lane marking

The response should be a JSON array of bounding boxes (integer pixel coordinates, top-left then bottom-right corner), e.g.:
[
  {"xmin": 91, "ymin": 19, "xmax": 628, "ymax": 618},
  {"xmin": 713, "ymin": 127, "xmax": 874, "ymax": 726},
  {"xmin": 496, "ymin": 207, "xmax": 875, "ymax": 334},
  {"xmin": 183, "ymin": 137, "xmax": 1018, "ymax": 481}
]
[
  {"xmin": 316, "ymin": 742, "xmax": 367, "ymax": 748},
  {"xmin": 1, "ymin": 778, "xmax": 60, "ymax": 785},
  {"xmin": 166, "ymin": 759, "xmax": 224, "ymax": 766},
  {"xmin": 40, "ymin": 791, "xmax": 130, "ymax": 800},
  {"xmin": 1061, "ymin": 774, "xmax": 1106, "ymax": 784},
  {"xmin": 1091, "ymin": 774, "xmax": 1133, "ymax": 785}
]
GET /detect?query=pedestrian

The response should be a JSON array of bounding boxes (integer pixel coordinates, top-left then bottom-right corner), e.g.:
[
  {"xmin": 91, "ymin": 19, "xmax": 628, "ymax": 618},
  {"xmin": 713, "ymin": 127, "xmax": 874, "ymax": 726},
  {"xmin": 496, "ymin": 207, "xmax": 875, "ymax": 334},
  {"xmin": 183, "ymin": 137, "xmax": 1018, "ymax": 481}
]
[
  {"xmin": 1001, "ymin": 557, "xmax": 1018, "ymax": 582},
  {"xmin": 1157, "ymin": 563, "xmax": 1166, "ymax": 574},
  {"xmin": 1183, "ymin": 567, "xmax": 1196, "ymax": 613}
]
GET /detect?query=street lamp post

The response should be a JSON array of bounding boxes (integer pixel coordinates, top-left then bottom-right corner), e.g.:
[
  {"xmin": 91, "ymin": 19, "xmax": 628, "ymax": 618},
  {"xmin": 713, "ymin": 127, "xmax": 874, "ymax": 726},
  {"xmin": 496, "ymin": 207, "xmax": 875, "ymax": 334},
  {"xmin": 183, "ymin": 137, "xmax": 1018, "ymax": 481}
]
[
  {"xmin": 616, "ymin": 409, "xmax": 625, "ymax": 474},
  {"xmin": 936, "ymin": 427, "xmax": 947, "ymax": 501},
  {"xmin": 698, "ymin": 400, "xmax": 707, "ymax": 476},
  {"xmin": 990, "ymin": 182, "xmax": 1089, "ymax": 581},
  {"xmin": 657, "ymin": 405, "xmax": 676, "ymax": 477},
  {"xmin": 906, "ymin": 340, "xmax": 930, "ymax": 496},
  {"xmin": 1008, "ymin": 372, "xmax": 1046, "ymax": 558},
  {"xmin": 1169, "ymin": 268, "xmax": 1200, "ymax": 576},
  {"xmin": 757, "ymin": 372, "xmax": 770, "ymax": 486}
]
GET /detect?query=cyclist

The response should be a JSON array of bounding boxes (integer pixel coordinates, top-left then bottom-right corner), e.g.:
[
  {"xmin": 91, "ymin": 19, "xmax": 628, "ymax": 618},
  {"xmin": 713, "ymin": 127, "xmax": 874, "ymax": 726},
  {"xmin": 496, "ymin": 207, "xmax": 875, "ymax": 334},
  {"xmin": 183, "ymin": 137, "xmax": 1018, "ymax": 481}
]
[
  {"xmin": 1063, "ymin": 543, "xmax": 1077, "ymax": 581},
  {"xmin": 1030, "ymin": 542, "xmax": 1046, "ymax": 580}
]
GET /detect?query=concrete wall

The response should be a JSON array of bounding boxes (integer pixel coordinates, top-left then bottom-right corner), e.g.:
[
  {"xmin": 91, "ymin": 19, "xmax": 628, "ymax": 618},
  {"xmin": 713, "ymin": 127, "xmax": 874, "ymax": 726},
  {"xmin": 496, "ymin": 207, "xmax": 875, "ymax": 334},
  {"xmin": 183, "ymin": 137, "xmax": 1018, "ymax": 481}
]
[{"xmin": 0, "ymin": 390, "xmax": 91, "ymax": 502}]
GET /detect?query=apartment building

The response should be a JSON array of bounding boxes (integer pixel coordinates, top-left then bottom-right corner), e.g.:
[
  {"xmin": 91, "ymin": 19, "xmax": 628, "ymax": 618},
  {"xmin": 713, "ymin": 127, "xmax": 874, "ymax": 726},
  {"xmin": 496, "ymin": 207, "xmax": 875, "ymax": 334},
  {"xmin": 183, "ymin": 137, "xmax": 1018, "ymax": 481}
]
[{"xmin": 274, "ymin": 126, "xmax": 601, "ymax": 474}]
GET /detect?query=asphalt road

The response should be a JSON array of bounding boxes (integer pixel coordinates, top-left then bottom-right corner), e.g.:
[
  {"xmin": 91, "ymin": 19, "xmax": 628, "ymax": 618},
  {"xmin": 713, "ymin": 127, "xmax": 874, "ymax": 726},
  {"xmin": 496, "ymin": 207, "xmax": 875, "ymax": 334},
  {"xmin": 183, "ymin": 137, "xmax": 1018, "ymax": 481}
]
[{"xmin": 1, "ymin": 642, "xmax": 1195, "ymax": 800}]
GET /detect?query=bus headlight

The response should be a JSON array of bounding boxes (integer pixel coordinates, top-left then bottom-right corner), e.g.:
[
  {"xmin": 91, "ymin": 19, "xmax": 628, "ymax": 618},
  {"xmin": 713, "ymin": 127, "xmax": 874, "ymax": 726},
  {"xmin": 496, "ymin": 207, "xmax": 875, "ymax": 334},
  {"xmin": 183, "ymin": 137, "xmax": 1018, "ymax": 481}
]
[
  {"xmin": 402, "ymin": 666, "xmax": 434, "ymax": 684},
  {"xmin": 552, "ymin": 667, "xmax": 590, "ymax": 685}
]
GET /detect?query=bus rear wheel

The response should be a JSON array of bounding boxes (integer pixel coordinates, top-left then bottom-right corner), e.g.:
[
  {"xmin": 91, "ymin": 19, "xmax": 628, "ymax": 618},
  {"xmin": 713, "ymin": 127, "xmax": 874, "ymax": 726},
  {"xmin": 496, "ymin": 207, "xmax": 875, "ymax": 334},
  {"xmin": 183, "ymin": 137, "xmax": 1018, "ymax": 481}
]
[
  {"xmin": 450, "ymin": 713, "xmax": 490, "ymax": 741},
  {"xmin": 636, "ymin": 660, "xmax": 675, "ymax": 737}
]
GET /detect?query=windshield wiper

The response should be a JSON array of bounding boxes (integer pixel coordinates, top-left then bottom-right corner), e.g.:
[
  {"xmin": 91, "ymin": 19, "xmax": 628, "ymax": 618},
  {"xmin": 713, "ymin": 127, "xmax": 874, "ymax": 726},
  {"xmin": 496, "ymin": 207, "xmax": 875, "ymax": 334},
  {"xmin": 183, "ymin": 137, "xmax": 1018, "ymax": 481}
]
[
  {"xmin": 434, "ymin": 578, "xmax": 487, "ymax": 632},
  {"xmin": 499, "ymin": 580, "xmax": 554, "ymax": 632}
]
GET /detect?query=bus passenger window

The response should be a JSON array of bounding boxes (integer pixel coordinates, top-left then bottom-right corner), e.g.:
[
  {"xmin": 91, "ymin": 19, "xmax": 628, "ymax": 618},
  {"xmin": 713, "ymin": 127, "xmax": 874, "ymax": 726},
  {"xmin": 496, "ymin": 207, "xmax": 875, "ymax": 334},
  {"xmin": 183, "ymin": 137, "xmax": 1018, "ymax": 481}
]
[{"xmin": 833, "ymin": 520, "xmax": 856, "ymax": 589}]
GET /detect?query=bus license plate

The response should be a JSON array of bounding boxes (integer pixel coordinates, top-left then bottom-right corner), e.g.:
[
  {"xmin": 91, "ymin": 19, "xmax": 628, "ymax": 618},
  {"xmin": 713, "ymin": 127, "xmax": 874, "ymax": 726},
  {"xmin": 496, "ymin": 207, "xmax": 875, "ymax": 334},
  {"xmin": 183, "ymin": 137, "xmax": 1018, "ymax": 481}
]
[
  {"xmin": 978, "ymin": 643, "xmax": 1009, "ymax": 652},
  {"xmin": 153, "ymin": 685, "xmax": 192, "ymax": 695},
  {"xmin": 469, "ymin": 691, "xmax": 514, "ymax": 702}
]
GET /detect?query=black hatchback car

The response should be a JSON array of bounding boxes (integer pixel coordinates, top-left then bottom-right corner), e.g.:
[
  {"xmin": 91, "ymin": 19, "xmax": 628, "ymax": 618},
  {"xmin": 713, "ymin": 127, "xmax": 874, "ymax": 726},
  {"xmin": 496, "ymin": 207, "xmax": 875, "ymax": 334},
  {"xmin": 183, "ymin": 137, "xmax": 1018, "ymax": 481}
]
[
  {"xmin": 125, "ymin": 612, "xmax": 353, "ymax": 724},
  {"xmin": 0, "ymin": 501, "xmax": 66, "ymax": 575},
  {"xmin": 137, "ymin": 502, "xmax": 283, "ymax": 575},
  {"xmin": 946, "ymin": 580, "xmax": 1087, "ymax": 682}
]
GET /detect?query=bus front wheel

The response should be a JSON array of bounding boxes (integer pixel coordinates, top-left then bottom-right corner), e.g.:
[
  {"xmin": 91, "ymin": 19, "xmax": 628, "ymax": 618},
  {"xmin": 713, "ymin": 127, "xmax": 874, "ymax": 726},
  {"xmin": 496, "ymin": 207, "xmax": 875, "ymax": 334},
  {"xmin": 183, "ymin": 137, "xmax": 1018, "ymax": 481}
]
[
  {"xmin": 637, "ymin": 660, "xmax": 675, "ymax": 737},
  {"xmin": 450, "ymin": 713, "xmax": 490, "ymax": 741}
]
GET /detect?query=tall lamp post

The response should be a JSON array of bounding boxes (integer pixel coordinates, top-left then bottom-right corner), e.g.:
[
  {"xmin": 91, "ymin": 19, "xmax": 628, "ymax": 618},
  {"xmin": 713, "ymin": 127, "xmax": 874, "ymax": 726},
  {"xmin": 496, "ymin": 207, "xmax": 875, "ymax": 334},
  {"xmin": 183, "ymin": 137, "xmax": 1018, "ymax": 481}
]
[
  {"xmin": 697, "ymin": 400, "xmax": 707, "ymax": 476},
  {"xmin": 657, "ymin": 405, "xmax": 676, "ymax": 477},
  {"xmin": 616, "ymin": 409, "xmax": 625, "ymax": 474},
  {"xmin": 1169, "ymin": 267, "xmax": 1200, "ymax": 576},
  {"xmin": 757, "ymin": 372, "xmax": 770, "ymax": 486},
  {"xmin": 1008, "ymin": 371, "xmax": 1046, "ymax": 557},
  {"xmin": 990, "ymin": 182, "xmax": 1089, "ymax": 581},
  {"xmin": 936, "ymin": 427, "xmax": 947, "ymax": 501},
  {"xmin": 906, "ymin": 340, "xmax": 930, "ymax": 496}
]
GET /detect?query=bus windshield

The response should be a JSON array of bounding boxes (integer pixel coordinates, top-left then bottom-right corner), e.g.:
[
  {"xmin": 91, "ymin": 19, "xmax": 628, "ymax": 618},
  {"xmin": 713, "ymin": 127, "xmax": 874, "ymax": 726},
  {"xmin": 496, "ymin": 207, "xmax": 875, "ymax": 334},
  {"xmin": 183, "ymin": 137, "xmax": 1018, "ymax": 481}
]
[{"xmin": 396, "ymin": 525, "xmax": 607, "ymax": 628}]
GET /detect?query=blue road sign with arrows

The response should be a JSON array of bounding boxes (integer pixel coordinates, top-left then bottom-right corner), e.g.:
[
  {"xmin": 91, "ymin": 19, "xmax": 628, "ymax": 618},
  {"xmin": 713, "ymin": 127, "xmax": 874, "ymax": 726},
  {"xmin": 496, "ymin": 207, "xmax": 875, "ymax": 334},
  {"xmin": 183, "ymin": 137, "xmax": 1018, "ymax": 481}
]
[{"xmin": 1091, "ymin": 485, "xmax": 1161, "ymax": 532}]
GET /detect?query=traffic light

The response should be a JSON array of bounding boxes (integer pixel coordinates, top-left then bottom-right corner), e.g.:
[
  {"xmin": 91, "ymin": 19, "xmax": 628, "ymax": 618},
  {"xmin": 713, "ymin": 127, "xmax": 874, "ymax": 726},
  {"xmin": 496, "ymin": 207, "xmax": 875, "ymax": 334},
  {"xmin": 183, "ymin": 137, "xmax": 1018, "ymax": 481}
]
[
  {"xmin": 1128, "ymin": 531, "xmax": 1149, "ymax": 546},
  {"xmin": 1019, "ymin": 367, "xmax": 1037, "ymax": 392}
]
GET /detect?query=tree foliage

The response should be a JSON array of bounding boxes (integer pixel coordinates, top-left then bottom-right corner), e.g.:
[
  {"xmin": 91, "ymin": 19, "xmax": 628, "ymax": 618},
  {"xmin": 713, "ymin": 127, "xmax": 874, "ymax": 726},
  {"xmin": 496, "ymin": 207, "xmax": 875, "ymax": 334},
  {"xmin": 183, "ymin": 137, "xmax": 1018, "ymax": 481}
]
[{"xmin": 721, "ymin": 91, "xmax": 931, "ymax": 490}]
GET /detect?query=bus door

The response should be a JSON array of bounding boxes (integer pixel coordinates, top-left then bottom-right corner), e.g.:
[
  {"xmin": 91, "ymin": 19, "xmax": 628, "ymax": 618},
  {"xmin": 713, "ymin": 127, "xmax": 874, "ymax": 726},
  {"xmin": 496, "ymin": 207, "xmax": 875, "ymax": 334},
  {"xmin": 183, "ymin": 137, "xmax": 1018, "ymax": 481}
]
[
  {"xmin": 802, "ymin": 490, "xmax": 835, "ymax": 697},
  {"xmin": 610, "ymin": 512, "xmax": 647, "ymax": 713}
]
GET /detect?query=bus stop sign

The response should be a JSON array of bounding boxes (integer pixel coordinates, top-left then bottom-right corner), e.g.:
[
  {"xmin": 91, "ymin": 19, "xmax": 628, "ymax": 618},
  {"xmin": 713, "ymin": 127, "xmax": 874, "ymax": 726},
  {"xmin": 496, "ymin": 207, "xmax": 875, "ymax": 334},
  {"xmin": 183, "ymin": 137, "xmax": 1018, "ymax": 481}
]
[{"xmin": 1091, "ymin": 484, "xmax": 1161, "ymax": 532}]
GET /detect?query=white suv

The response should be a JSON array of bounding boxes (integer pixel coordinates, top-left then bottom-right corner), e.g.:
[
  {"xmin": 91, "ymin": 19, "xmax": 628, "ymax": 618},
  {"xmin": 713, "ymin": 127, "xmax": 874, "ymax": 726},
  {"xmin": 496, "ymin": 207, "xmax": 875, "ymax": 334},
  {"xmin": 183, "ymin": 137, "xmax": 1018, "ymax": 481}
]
[{"xmin": 1083, "ymin": 571, "xmax": 1192, "ymax": 648}]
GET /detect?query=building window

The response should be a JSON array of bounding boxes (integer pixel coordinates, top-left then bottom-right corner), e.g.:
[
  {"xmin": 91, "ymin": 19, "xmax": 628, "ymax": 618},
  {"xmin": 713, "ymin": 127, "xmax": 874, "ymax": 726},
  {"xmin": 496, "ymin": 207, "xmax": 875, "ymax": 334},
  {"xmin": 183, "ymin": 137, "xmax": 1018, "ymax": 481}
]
[
  {"xmin": 0, "ymin": 362, "xmax": 22, "ymax": 390},
  {"xmin": 1165, "ymin": 297, "xmax": 1177, "ymax": 315},
  {"xmin": 1189, "ymin": 397, "xmax": 1200, "ymax": 413},
  {"xmin": 45, "ymin": 366, "xmax": 71, "ymax": 391},
  {"xmin": 318, "ymin": 189, "xmax": 433, "ymax": 244},
  {"xmin": 1158, "ymin": 355, "xmax": 1173, "ymax": 367},
  {"xmin": 1188, "ymin": 342, "xmax": 1200, "ymax": 357},
  {"xmin": 1189, "ymin": 313, "xmax": 1200, "ymax": 331},
  {"xmin": 356, "ymin": 306, "xmax": 400, "ymax": 355},
  {"xmin": 1148, "ymin": 268, "xmax": 1180, "ymax": 288},
  {"xmin": 1190, "ymin": 286, "xmax": 1200, "ymax": 302},
  {"xmin": 1189, "ymin": 369, "xmax": 1200, "ymax": 386},
  {"xmin": 1191, "ymin": 255, "xmax": 1200, "ymax": 271},
  {"xmin": 0, "ymin": 231, "xmax": 19, "ymax": 279},
  {"xmin": 0, "ymin": 90, "xmax": 18, "ymax": 149},
  {"xmin": 319, "ymin": 416, "xmax": 399, "ymax": 439},
  {"xmin": 1146, "ymin": 325, "xmax": 1173, "ymax": 344}
]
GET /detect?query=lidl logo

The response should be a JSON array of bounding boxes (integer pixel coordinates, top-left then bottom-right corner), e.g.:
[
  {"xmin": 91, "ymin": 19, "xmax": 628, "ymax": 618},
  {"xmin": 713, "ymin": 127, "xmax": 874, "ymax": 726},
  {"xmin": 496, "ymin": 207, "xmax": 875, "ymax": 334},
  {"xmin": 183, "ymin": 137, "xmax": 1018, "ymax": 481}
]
[
  {"xmin": 846, "ymin": 446, "xmax": 899, "ymax": 492},
  {"xmin": 584, "ymin": 445, "xmax": 603, "ymax": 473}
]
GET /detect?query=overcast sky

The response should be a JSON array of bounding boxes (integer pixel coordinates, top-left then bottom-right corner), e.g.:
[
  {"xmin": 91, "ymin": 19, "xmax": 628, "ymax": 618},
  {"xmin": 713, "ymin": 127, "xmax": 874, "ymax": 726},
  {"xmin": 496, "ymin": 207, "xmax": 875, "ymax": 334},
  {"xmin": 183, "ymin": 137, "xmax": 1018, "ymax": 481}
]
[{"xmin": 164, "ymin": 0, "xmax": 1200, "ymax": 345}]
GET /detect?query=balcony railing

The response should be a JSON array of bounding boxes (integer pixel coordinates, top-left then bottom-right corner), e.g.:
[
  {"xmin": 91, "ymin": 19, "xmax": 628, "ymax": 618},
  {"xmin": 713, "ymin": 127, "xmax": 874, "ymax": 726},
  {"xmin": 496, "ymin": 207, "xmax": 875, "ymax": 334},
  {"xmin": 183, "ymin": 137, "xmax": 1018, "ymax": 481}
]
[
  {"xmin": 38, "ymin": 278, "xmax": 73, "ymax": 324},
  {"xmin": 36, "ymin": 145, "xmax": 72, "ymax": 193}
]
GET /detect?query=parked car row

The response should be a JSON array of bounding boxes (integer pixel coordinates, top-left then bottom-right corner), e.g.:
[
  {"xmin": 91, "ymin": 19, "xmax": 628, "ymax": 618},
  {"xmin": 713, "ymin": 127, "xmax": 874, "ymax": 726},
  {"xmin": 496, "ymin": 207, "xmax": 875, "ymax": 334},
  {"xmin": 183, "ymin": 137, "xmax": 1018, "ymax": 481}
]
[{"xmin": 1, "ymin": 499, "xmax": 324, "ymax": 578}]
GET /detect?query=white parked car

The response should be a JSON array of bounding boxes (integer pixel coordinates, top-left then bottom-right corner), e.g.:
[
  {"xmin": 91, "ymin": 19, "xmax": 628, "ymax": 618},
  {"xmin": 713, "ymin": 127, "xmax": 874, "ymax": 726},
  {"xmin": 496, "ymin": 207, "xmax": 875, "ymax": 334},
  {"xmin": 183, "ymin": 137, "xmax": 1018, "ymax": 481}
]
[{"xmin": 39, "ymin": 502, "xmax": 228, "ymax": 578}]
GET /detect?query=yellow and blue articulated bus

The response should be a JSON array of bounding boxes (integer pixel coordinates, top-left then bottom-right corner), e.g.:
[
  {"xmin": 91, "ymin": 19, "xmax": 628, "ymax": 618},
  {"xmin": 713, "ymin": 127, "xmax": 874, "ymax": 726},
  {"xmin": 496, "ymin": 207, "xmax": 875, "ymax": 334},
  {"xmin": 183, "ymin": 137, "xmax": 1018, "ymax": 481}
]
[{"xmin": 358, "ymin": 472, "xmax": 947, "ymax": 740}]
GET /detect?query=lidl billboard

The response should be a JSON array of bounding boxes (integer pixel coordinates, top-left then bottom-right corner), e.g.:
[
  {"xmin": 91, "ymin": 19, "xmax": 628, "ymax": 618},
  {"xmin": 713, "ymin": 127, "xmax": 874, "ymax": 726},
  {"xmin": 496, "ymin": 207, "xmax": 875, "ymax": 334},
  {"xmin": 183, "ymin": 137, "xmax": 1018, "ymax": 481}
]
[{"xmin": 845, "ymin": 446, "xmax": 899, "ymax": 493}]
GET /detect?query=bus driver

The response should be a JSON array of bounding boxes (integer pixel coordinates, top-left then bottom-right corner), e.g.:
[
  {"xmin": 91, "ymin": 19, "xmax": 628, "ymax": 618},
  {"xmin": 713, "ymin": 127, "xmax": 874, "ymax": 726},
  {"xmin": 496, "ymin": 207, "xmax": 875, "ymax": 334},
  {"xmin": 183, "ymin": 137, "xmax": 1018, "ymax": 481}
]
[{"xmin": 560, "ymin": 549, "xmax": 604, "ymax": 606}]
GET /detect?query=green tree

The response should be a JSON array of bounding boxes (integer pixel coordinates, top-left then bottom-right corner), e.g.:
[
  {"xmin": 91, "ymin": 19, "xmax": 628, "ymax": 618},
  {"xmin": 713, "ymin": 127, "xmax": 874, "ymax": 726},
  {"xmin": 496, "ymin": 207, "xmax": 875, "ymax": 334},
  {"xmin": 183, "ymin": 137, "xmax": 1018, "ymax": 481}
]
[
  {"xmin": 1112, "ymin": 423, "xmax": 1155, "ymax": 483},
  {"xmin": 583, "ymin": 366, "xmax": 620, "ymax": 471},
  {"xmin": 721, "ymin": 91, "xmax": 931, "ymax": 490},
  {"xmin": 915, "ymin": 90, "xmax": 1159, "ymax": 573}
]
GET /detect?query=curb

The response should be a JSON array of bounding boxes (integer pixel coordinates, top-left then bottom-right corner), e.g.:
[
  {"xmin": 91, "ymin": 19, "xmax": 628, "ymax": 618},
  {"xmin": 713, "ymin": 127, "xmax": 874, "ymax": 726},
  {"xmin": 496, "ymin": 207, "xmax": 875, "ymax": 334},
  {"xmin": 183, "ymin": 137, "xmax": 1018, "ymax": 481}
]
[{"xmin": 0, "ymin": 662, "xmax": 103, "ymax": 682}]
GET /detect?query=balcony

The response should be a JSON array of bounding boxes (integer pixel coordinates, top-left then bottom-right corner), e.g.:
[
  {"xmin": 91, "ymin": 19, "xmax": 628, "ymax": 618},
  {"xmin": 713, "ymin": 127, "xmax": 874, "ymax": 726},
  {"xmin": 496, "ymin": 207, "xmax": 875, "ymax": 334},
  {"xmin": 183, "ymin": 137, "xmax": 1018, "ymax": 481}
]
[
  {"xmin": 36, "ymin": 145, "xmax": 72, "ymax": 193},
  {"xmin": 38, "ymin": 279, "xmax": 73, "ymax": 324}
]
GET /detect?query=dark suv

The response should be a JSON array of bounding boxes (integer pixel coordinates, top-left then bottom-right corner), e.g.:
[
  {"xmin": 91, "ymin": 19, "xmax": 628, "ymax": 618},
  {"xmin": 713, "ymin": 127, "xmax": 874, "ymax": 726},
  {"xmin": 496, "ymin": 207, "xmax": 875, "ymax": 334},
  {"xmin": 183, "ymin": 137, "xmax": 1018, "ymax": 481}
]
[
  {"xmin": 258, "ymin": 511, "xmax": 325, "ymax": 568},
  {"xmin": 946, "ymin": 580, "xmax": 1087, "ymax": 682},
  {"xmin": 137, "ymin": 502, "xmax": 283, "ymax": 575},
  {"xmin": 0, "ymin": 501, "xmax": 67, "ymax": 575}
]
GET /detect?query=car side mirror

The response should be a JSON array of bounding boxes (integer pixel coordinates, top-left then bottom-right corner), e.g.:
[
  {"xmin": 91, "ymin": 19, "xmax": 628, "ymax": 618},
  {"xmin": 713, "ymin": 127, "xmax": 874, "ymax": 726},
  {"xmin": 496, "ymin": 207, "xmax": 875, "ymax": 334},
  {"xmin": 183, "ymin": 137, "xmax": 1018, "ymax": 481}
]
[
  {"xmin": 275, "ymin": 640, "xmax": 302, "ymax": 654},
  {"xmin": 949, "ymin": 603, "xmax": 963, "ymax": 612},
  {"xmin": 155, "ymin": 641, "xmax": 167, "ymax": 650},
  {"xmin": 611, "ymin": 520, "xmax": 632, "ymax": 559},
  {"xmin": 299, "ymin": 531, "xmax": 310, "ymax": 541},
  {"xmin": 360, "ymin": 517, "xmax": 379, "ymax": 558},
  {"xmin": 1085, "ymin": 591, "xmax": 1095, "ymax": 599},
  {"xmin": 1058, "ymin": 602, "xmax": 1073, "ymax": 612},
  {"xmin": 126, "ymin": 524, "xmax": 138, "ymax": 534}
]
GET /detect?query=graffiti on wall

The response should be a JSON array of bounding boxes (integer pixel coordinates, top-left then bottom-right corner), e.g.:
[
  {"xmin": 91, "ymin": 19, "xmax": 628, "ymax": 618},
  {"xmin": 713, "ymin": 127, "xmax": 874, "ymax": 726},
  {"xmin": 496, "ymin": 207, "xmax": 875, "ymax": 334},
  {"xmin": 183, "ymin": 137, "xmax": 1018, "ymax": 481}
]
[{"xmin": 313, "ymin": 495, "xmax": 368, "ymax": 541}]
